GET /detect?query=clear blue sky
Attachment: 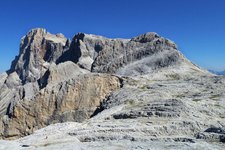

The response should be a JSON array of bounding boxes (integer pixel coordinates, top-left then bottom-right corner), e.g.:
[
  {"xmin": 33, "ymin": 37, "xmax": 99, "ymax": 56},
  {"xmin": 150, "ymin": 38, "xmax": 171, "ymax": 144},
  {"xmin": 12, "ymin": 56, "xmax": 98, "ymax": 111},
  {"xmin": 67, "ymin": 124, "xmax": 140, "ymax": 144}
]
[{"xmin": 0, "ymin": 0, "xmax": 225, "ymax": 73}]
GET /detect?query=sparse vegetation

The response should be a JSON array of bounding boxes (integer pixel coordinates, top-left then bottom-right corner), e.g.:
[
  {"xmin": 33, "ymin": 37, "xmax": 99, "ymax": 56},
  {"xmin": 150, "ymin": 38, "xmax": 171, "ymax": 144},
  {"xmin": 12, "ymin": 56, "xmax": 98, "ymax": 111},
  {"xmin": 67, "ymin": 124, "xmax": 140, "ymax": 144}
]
[
  {"xmin": 192, "ymin": 99, "xmax": 202, "ymax": 102},
  {"xmin": 125, "ymin": 99, "xmax": 136, "ymax": 106},
  {"xmin": 214, "ymin": 103, "xmax": 223, "ymax": 108},
  {"xmin": 139, "ymin": 85, "xmax": 148, "ymax": 90},
  {"xmin": 209, "ymin": 94, "xmax": 221, "ymax": 100},
  {"xmin": 175, "ymin": 94, "xmax": 185, "ymax": 98},
  {"xmin": 166, "ymin": 74, "xmax": 180, "ymax": 80}
]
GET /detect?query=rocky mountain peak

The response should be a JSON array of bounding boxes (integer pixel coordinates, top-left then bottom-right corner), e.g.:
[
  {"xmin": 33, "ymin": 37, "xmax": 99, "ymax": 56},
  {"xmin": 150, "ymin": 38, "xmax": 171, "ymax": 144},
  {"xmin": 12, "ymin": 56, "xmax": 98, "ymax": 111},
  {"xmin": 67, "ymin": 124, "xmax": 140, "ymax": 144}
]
[
  {"xmin": 131, "ymin": 32, "xmax": 160, "ymax": 42},
  {"xmin": 6, "ymin": 28, "xmax": 202, "ymax": 83},
  {"xmin": 8, "ymin": 28, "xmax": 68, "ymax": 83},
  {"xmin": 27, "ymin": 28, "xmax": 47, "ymax": 36},
  {"xmin": 58, "ymin": 31, "xmax": 185, "ymax": 75},
  {"xmin": 131, "ymin": 32, "xmax": 177, "ymax": 49}
]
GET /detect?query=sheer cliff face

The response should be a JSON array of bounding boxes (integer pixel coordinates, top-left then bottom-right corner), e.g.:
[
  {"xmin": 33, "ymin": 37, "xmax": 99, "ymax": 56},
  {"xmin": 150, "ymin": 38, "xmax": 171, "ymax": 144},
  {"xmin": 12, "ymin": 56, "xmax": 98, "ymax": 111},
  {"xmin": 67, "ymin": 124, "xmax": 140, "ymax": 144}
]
[
  {"xmin": 9, "ymin": 28, "xmax": 68, "ymax": 83},
  {"xmin": 0, "ymin": 28, "xmax": 208, "ymax": 139}
]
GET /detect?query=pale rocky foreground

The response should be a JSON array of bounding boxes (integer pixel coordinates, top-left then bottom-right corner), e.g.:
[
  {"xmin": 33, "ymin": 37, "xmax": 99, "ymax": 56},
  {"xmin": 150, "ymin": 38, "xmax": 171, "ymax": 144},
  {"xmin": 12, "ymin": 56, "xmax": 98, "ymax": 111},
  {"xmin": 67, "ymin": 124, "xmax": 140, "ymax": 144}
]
[{"xmin": 0, "ymin": 28, "xmax": 224, "ymax": 149}]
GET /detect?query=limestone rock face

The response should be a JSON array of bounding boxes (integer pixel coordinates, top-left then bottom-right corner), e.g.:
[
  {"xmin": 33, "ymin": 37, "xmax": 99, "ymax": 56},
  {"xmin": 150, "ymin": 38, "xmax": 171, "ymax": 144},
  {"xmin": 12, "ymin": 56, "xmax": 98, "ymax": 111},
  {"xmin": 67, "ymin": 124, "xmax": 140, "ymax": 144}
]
[
  {"xmin": 4, "ymin": 72, "xmax": 21, "ymax": 88},
  {"xmin": 1, "ymin": 73, "xmax": 121, "ymax": 139},
  {"xmin": 93, "ymin": 32, "xmax": 180, "ymax": 75},
  {"xmin": 61, "ymin": 32, "xmax": 196, "ymax": 76},
  {"xmin": 57, "ymin": 33, "xmax": 114, "ymax": 70},
  {"xmin": 0, "ymin": 72, "xmax": 21, "ymax": 117},
  {"xmin": 0, "ymin": 73, "xmax": 7, "ymax": 88},
  {"xmin": 38, "ymin": 61, "xmax": 89, "ymax": 89},
  {"xmin": 9, "ymin": 28, "xmax": 68, "ymax": 83}
]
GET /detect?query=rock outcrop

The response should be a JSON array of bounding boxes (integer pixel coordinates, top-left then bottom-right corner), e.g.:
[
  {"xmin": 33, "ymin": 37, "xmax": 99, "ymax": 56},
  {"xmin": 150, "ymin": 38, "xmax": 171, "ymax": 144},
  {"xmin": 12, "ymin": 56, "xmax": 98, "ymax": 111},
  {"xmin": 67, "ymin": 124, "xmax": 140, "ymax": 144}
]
[
  {"xmin": 2, "ymin": 73, "xmax": 121, "ymax": 139},
  {"xmin": 8, "ymin": 28, "xmax": 68, "ymax": 83},
  {"xmin": 59, "ymin": 32, "xmax": 197, "ymax": 76}
]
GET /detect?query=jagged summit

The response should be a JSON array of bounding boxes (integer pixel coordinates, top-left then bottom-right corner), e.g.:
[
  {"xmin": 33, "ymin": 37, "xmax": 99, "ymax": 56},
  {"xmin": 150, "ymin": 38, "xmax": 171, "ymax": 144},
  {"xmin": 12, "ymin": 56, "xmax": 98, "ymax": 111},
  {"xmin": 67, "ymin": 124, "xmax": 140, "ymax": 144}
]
[
  {"xmin": 27, "ymin": 28, "xmax": 47, "ymax": 35},
  {"xmin": 7, "ymin": 28, "xmax": 201, "ymax": 80},
  {"xmin": 58, "ymin": 29, "xmax": 202, "ymax": 74},
  {"xmin": 22, "ymin": 28, "xmax": 67, "ymax": 45},
  {"xmin": 8, "ymin": 28, "xmax": 68, "ymax": 83}
]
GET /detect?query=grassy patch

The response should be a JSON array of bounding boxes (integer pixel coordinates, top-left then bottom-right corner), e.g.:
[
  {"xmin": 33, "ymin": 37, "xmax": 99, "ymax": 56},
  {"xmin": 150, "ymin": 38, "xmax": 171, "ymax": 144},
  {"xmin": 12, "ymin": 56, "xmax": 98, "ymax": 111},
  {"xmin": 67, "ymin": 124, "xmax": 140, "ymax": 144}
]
[
  {"xmin": 127, "ymin": 79, "xmax": 139, "ymax": 86},
  {"xmin": 166, "ymin": 74, "xmax": 180, "ymax": 80},
  {"xmin": 220, "ymin": 115, "xmax": 225, "ymax": 118},
  {"xmin": 209, "ymin": 94, "xmax": 221, "ymax": 100},
  {"xmin": 43, "ymin": 143, "xmax": 52, "ymax": 147},
  {"xmin": 175, "ymin": 94, "xmax": 185, "ymax": 98},
  {"xmin": 214, "ymin": 104, "xmax": 221, "ymax": 108},
  {"xmin": 139, "ymin": 85, "xmax": 148, "ymax": 90},
  {"xmin": 125, "ymin": 99, "xmax": 136, "ymax": 106},
  {"xmin": 192, "ymin": 99, "xmax": 202, "ymax": 102}
]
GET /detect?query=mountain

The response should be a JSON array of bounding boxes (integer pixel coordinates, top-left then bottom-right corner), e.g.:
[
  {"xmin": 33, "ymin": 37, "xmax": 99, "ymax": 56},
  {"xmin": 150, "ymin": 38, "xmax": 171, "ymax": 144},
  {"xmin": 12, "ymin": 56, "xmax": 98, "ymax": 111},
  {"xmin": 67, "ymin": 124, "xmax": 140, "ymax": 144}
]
[
  {"xmin": 0, "ymin": 28, "xmax": 224, "ymax": 149},
  {"xmin": 209, "ymin": 69, "xmax": 225, "ymax": 75},
  {"xmin": 220, "ymin": 70, "xmax": 225, "ymax": 75}
]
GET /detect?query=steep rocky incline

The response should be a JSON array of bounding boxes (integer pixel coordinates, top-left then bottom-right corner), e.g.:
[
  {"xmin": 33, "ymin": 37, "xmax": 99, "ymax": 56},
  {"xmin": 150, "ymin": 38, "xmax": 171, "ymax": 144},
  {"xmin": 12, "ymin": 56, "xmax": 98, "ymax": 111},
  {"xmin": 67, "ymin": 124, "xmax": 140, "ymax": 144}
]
[
  {"xmin": 0, "ymin": 29, "xmax": 70, "ymax": 126},
  {"xmin": 1, "ymin": 28, "xmax": 224, "ymax": 150}
]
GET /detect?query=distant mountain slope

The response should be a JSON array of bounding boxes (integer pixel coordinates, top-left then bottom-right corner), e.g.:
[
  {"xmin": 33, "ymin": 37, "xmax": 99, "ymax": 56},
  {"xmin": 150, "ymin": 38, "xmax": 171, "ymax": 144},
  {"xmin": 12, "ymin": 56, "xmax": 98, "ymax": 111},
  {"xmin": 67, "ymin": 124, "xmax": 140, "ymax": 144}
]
[{"xmin": 209, "ymin": 69, "xmax": 225, "ymax": 75}]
